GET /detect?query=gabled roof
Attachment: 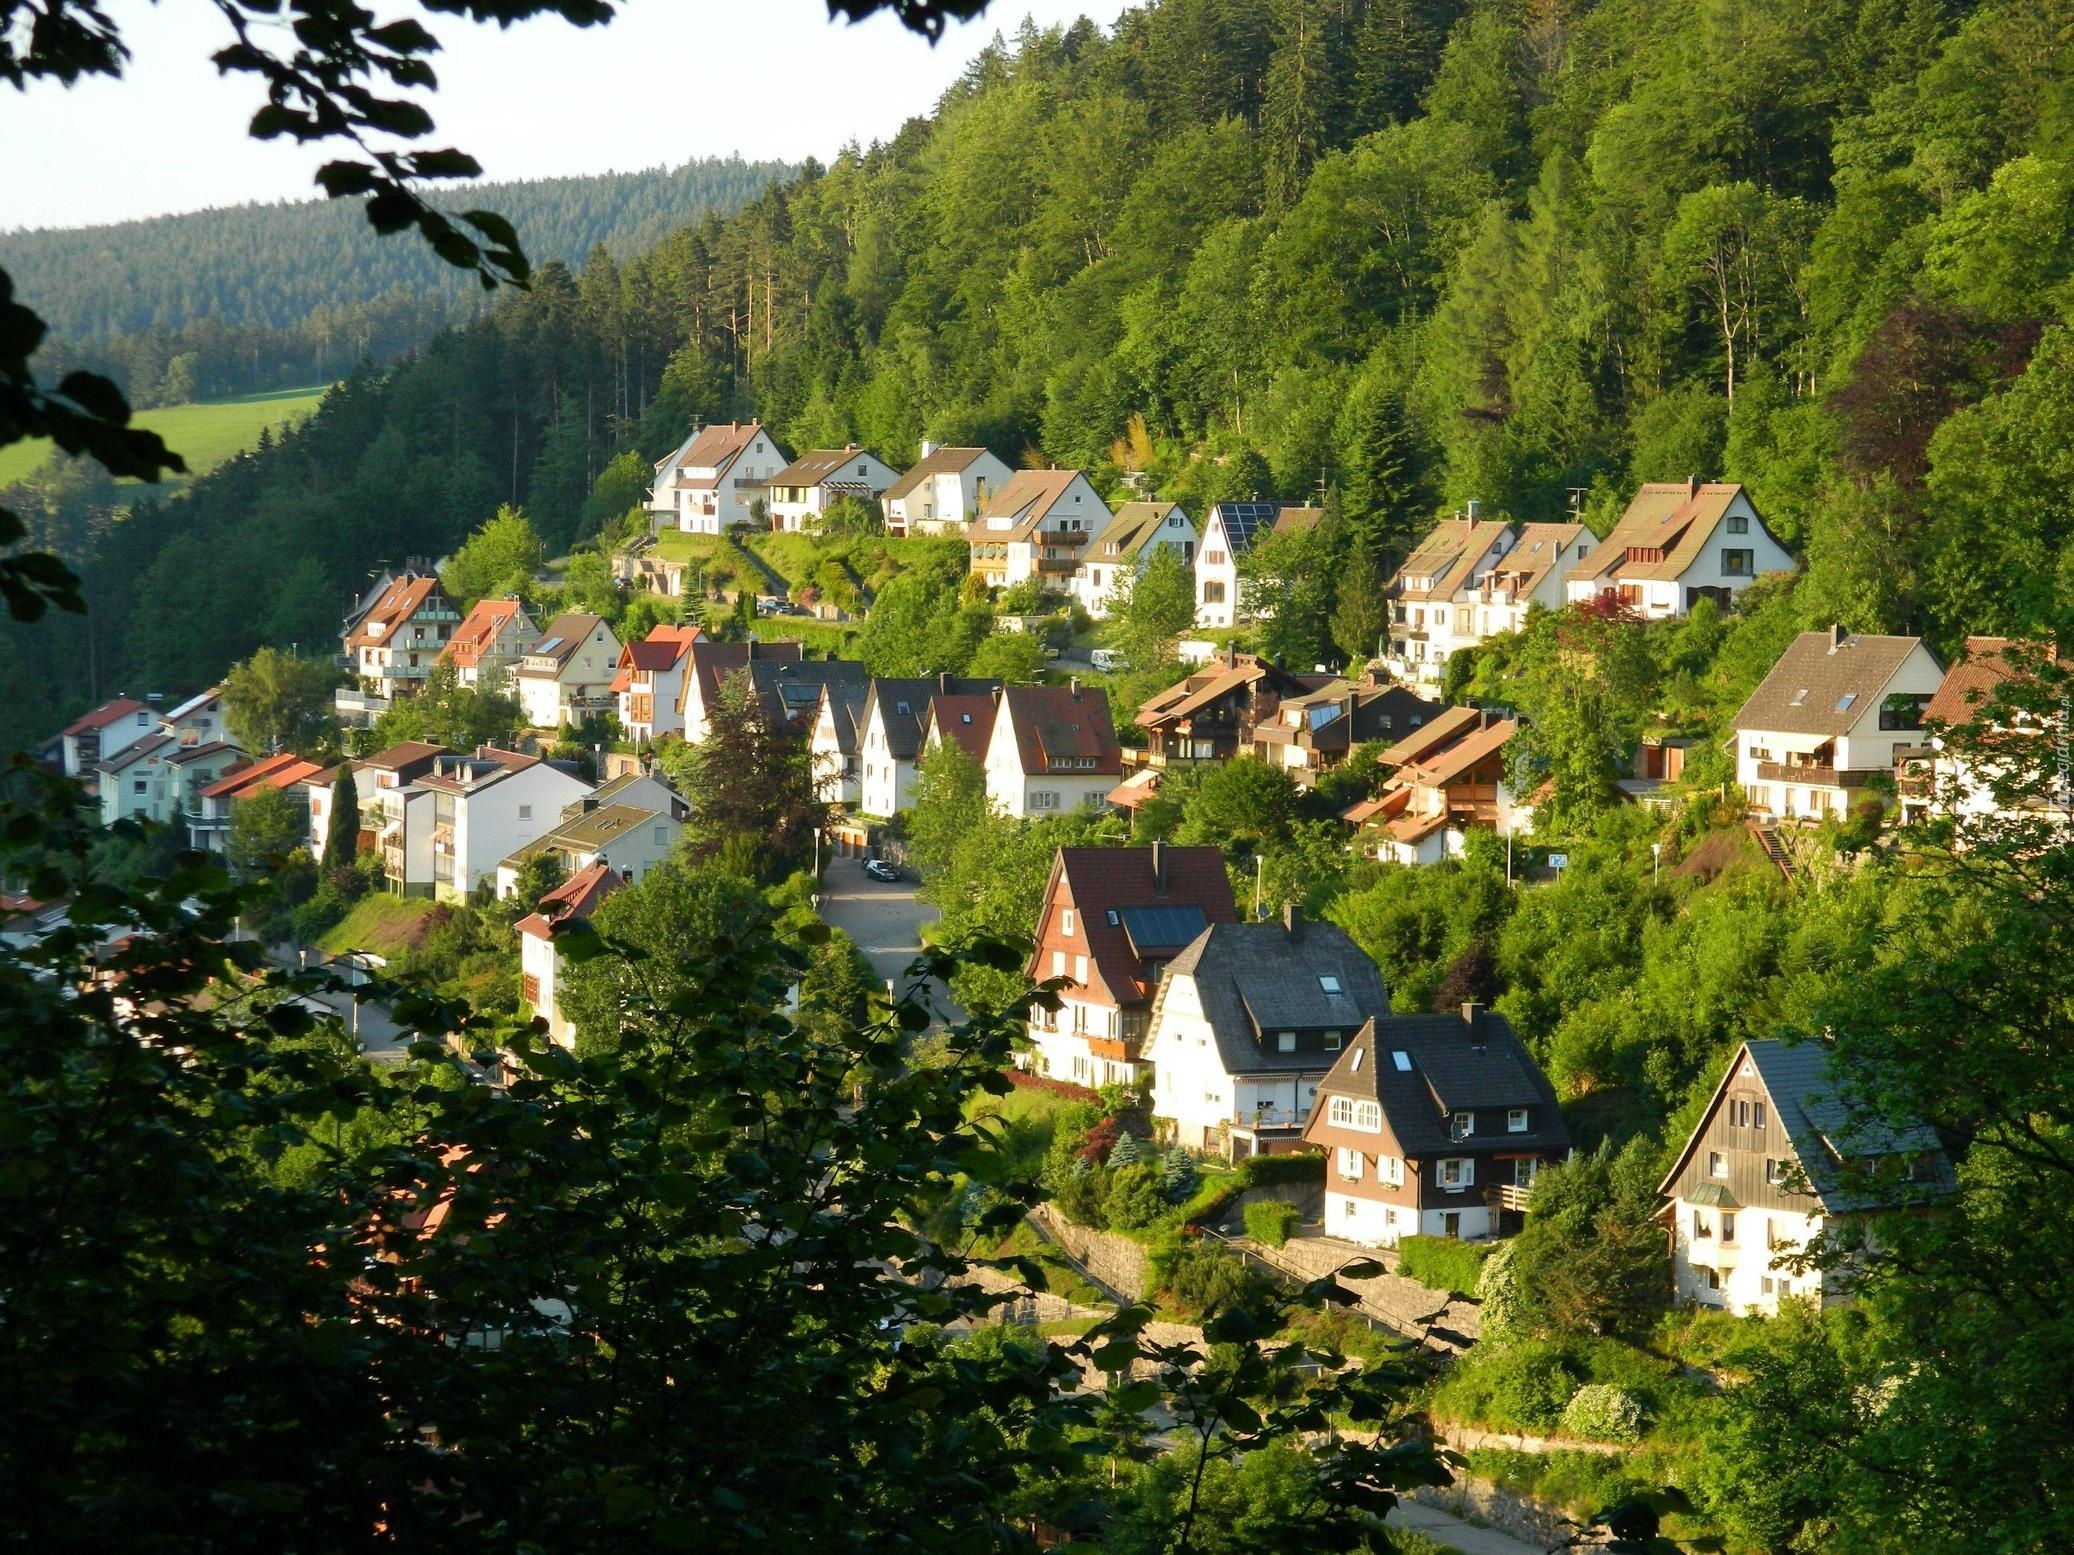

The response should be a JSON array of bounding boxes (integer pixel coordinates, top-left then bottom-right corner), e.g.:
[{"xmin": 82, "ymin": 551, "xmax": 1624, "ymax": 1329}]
[
  {"xmin": 973, "ymin": 469, "xmax": 1095, "ymax": 534},
  {"xmin": 1657, "ymin": 1040, "xmax": 1950, "ymax": 1215},
  {"xmin": 814, "ymin": 680, "xmax": 871, "ymax": 755},
  {"xmin": 163, "ymin": 687, "xmax": 223, "ymax": 722},
  {"xmin": 523, "ymin": 613, "xmax": 608, "ymax": 673},
  {"xmin": 771, "ymin": 445, "xmax": 890, "ymax": 490},
  {"xmin": 619, "ymin": 624, "xmax": 703, "ymax": 674},
  {"xmin": 444, "ymin": 598, "xmax": 532, "ymax": 669},
  {"xmin": 198, "ymin": 751, "xmax": 323, "ymax": 800},
  {"xmin": 679, "ymin": 640, "xmax": 805, "ymax": 717},
  {"xmin": 502, "ymin": 803, "xmax": 669, "ymax": 870},
  {"xmin": 658, "ymin": 421, "xmax": 776, "ymax": 490},
  {"xmin": 1399, "ymin": 717, "xmax": 1518, "ymax": 787},
  {"xmin": 1377, "ymin": 704, "xmax": 1484, "ymax": 768},
  {"xmin": 1391, "ymin": 518, "xmax": 1512, "ymax": 600},
  {"xmin": 516, "ymin": 861, "xmax": 626, "ymax": 940},
  {"xmin": 1098, "ymin": 502, "xmax": 1187, "ymax": 560},
  {"xmin": 881, "ymin": 445, "xmax": 993, "ymax": 502},
  {"xmin": 1001, "ymin": 685, "xmax": 1121, "ymax": 775},
  {"xmin": 359, "ymin": 740, "xmax": 451, "ymax": 774},
  {"xmin": 1924, "ymin": 636, "xmax": 2050, "ymax": 728},
  {"xmin": 924, "ymin": 693, "xmax": 998, "ymax": 761},
  {"xmin": 865, "ymin": 676, "xmax": 1004, "ymax": 760},
  {"xmin": 347, "ymin": 574, "xmax": 444, "ymax": 649},
  {"xmin": 1162, "ymin": 915, "xmax": 1389, "ymax": 1077},
  {"xmin": 1308, "ymin": 1010, "xmax": 1567, "ymax": 1158},
  {"xmin": 1433, "ymin": 520, "xmax": 1514, "ymax": 596},
  {"xmin": 415, "ymin": 746, "xmax": 544, "ymax": 794},
  {"xmin": 95, "ymin": 731, "xmax": 174, "ymax": 773},
  {"xmin": 1137, "ymin": 652, "xmax": 1314, "ymax": 729},
  {"xmin": 1731, "ymin": 629, "xmax": 1935, "ymax": 738},
  {"xmin": 745, "ymin": 658, "xmax": 871, "ymax": 726},
  {"xmin": 164, "ymin": 739, "xmax": 238, "ymax": 766},
  {"xmin": 1484, "ymin": 522, "xmax": 1591, "ymax": 598},
  {"xmin": 62, "ymin": 697, "xmax": 146, "ymax": 736},
  {"xmin": 1577, "ymin": 481, "xmax": 1772, "ymax": 584},
  {"xmin": 1027, "ymin": 845, "xmax": 1236, "ymax": 1007},
  {"xmin": 1205, "ymin": 502, "xmax": 1281, "ymax": 554}
]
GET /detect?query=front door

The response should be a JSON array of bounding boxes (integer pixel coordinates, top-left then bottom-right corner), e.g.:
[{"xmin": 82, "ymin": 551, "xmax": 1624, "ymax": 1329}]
[{"xmin": 1442, "ymin": 1212, "xmax": 1460, "ymax": 1239}]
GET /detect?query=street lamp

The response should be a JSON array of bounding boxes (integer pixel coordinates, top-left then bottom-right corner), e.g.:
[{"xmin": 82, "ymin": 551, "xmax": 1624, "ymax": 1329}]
[{"xmin": 1651, "ymin": 841, "xmax": 1662, "ymax": 883}]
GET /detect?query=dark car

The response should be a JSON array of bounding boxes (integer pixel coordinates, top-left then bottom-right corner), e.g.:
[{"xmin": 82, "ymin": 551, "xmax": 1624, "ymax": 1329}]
[{"xmin": 863, "ymin": 858, "xmax": 903, "ymax": 884}]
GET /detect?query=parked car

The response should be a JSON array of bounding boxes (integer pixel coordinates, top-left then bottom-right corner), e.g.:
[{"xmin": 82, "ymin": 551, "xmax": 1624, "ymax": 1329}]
[
  {"xmin": 1089, "ymin": 648, "xmax": 1125, "ymax": 672},
  {"xmin": 863, "ymin": 858, "xmax": 903, "ymax": 884}
]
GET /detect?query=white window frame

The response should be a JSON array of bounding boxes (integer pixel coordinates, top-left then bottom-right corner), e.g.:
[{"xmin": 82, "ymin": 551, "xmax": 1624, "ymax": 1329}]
[
  {"xmin": 1709, "ymin": 1151, "xmax": 1727, "ymax": 1179},
  {"xmin": 1061, "ymin": 908, "xmax": 1075, "ymax": 937},
  {"xmin": 1451, "ymin": 1111, "xmax": 1474, "ymax": 1138},
  {"xmin": 1328, "ymin": 1096, "xmax": 1381, "ymax": 1133},
  {"xmin": 1437, "ymin": 1157, "xmax": 1474, "ymax": 1190},
  {"xmin": 1507, "ymin": 1108, "xmax": 1528, "ymax": 1133},
  {"xmin": 1337, "ymin": 1147, "xmax": 1363, "ymax": 1181},
  {"xmin": 1379, "ymin": 1154, "xmax": 1404, "ymax": 1186},
  {"xmin": 1277, "ymin": 1031, "xmax": 1296, "ymax": 1052}
]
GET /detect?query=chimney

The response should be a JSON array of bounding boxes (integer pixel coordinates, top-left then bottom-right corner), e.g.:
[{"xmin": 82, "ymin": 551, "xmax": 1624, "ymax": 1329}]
[
  {"xmin": 1466, "ymin": 498, "xmax": 1480, "ymax": 521},
  {"xmin": 920, "ymin": 439, "xmax": 939, "ymax": 458},
  {"xmin": 1688, "ymin": 473, "xmax": 1701, "ymax": 501},
  {"xmin": 1151, "ymin": 838, "xmax": 1167, "ymax": 896},
  {"xmin": 1282, "ymin": 901, "xmax": 1302, "ymax": 939},
  {"xmin": 1070, "ymin": 677, "xmax": 1081, "ymax": 700},
  {"xmin": 1462, "ymin": 1000, "xmax": 1485, "ymax": 1044},
  {"xmin": 1829, "ymin": 623, "xmax": 1848, "ymax": 653}
]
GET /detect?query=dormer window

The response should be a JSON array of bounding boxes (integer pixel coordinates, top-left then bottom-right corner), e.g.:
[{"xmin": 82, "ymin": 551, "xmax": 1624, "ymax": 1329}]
[
  {"xmin": 1508, "ymin": 1108, "xmax": 1528, "ymax": 1132},
  {"xmin": 1324, "ymin": 1031, "xmax": 1342, "ymax": 1051},
  {"xmin": 1451, "ymin": 1111, "xmax": 1474, "ymax": 1139},
  {"xmin": 1277, "ymin": 1032, "xmax": 1296, "ymax": 1052},
  {"xmin": 1329, "ymin": 1096, "xmax": 1381, "ymax": 1132}
]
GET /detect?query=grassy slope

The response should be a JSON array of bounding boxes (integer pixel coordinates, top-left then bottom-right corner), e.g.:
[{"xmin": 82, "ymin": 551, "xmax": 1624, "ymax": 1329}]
[
  {"xmin": 0, "ymin": 384, "xmax": 328, "ymax": 486},
  {"xmin": 316, "ymin": 894, "xmax": 436, "ymax": 960}
]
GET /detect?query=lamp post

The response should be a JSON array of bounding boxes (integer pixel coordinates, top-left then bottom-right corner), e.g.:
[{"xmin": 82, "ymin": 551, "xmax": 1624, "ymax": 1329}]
[{"xmin": 1652, "ymin": 841, "xmax": 1662, "ymax": 883}]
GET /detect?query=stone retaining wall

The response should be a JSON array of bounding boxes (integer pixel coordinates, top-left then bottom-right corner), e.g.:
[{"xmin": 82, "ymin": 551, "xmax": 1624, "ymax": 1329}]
[{"xmin": 1028, "ymin": 1203, "xmax": 1151, "ymax": 1302}]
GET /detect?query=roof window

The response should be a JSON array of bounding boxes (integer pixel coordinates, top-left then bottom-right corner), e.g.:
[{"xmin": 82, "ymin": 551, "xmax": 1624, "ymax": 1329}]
[
  {"xmin": 1836, "ymin": 692, "xmax": 1857, "ymax": 712},
  {"xmin": 1318, "ymin": 974, "xmax": 1342, "ymax": 994},
  {"xmin": 1789, "ymin": 688, "xmax": 1808, "ymax": 706},
  {"xmin": 1350, "ymin": 1049, "xmax": 1364, "ymax": 1072},
  {"xmin": 1391, "ymin": 1050, "xmax": 1413, "ymax": 1072}
]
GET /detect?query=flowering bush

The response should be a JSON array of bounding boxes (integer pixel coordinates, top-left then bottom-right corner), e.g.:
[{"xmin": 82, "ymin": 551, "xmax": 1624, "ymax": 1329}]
[{"xmin": 1559, "ymin": 1382, "xmax": 1646, "ymax": 1444}]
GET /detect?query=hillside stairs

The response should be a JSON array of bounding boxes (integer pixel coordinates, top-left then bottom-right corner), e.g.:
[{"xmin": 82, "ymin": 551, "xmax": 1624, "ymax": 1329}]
[{"xmin": 1748, "ymin": 822, "xmax": 1795, "ymax": 881}]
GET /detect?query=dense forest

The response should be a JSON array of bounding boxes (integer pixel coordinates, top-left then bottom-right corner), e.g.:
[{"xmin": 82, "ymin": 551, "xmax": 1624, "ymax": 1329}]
[
  {"xmin": 9, "ymin": 0, "xmax": 2074, "ymax": 743},
  {"xmin": 3, "ymin": 157, "xmax": 792, "ymax": 404}
]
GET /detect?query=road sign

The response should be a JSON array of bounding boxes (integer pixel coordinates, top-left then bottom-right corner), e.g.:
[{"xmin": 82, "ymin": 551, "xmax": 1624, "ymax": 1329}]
[{"xmin": 1548, "ymin": 853, "xmax": 1569, "ymax": 869}]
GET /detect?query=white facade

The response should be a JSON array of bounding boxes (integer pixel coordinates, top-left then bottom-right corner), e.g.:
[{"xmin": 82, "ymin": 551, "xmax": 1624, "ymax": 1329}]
[
  {"xmin": 516, "ymin": 619, "xmax": 623, "ymax": 731},
  {"xmin": 650, "ymin": 423, "xmax": 790, "ymax": 535},
  {"xmin": 1323, "ymin": 1191, "xmax": 1498, "ymax": 1249},
  {"xmin": 520, "ymin": 928, "xmax": 568, "ymax": 1044},
  {"xmin": 62, "ymin": 700, "xmax": 158, "ymax": 779},
  {"xmin": 967, "ymin": 472, "xmax": 1113, "ymax": 594},
  {"xmin": 982, "ymin": 699, "xmax": 1116, "ymax": 819},
  {"xmin": 768, "ymin": 448, "xmax": 901, "ymax": 534},
  {"xmin": 809, "ymin": 694, "xmax": 859, "ymax": 806},
  {"xmin": 492, "ymin": 806, "xmax": 680, "ymax": 897},
  {"xmin": 1143, "ymin": 973, "xmax": 1333, "ymax": 1151},
  {"xmin": 1085, "ymin": 506, "xmax": 1198, "ymax": 620},
  {"xmin": 1566, "ymin": 486, "xmax": 1796, "ymax": 619},
  {"xmin": 423, "ymin": 760, "xmax": 593, "ymax": 902},
  {"xmin": 1669, "ymin": 1196, "xmax": 1823, "ymax": 1314},
  {"xmin": 1194, "ymin": 508, "xmax": 1244, "ymax": 629},
  {"xmin": 1735, "ymin": 639, "xmax": 1946, "ymax": 823},
  {"xmin": 883, "ymin": 444, "xmax": 1013, "ymax": 534}
]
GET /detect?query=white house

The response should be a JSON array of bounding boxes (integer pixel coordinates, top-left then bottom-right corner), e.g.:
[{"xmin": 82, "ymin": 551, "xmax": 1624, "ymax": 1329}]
[
  {"xmin": 965, "ymin": 469, "xmax": 1113, "ymax": 596},
  {"xmin": 160, "ymin": 687, "xmax": 228, "ymax": 747},
  {"xmin": 648, "ymin": 421, "xmax": 791, "ymax": 535},
  {"xmin": 1193, "ymin": 503, "xmax": 1317, "ymax": 629},
  {"xmin": 60, "ymin": 697, "xmax": 155, "ymax": 783},
  {"xmin": 1730, "ymin": 628, "xmax": 1944, "ymax": 824},
  {"xmin": 677, "ymin": 640, "xmax": 805, "ymax": 747},
  {"xmin": 1381, "ymin": 512, "xmax": 1515, "ymax": 687},
  {"xmin": 611, "ymin": 623, "xmax": 702, "ymax": 744},
  {"xmin": 766, "ymin": 445, "xmax": 901, "ymax": 534},
  {"xmin": 342, "ymin": 573, "xmax": 461, "ymax": 706},
  {"xmin": 1305, "ymin": 1006, "xmax": 1570, "ymax": 1248},
  {"xmin": 1661, "ymin": 1039, "xmax": 1950, "ymax": 1314},
  {"xmin": 515, "ymin": 612, "xmax": 622, "ymax": 731},
  {"xmin": 314, "ymin": 740, "xmax": 449, "ymax": 871},
  {"xmin": 1566, "ymin": 480, "xmax": 1796, "ymax": 618},
  {"xmin": 1144, "ymin": 908, "xmax": 1390, "ymax": 1159},
  {"xmin": 1086, "ymin": 501, "xmax": 1196, "ymax": 619},
  {"xmin": 854, "ymin": 674, "xmax": 1002, "ymax": 818},
  {"xmin": 881, "ymin": 443, "xmax": 1013, "ymax": 535},
  {"xmin": 808, "ymin": 680, "xmax": 869, "ymax": 807},
  {"xmin": 94, "ymin": 735, "xmax": 245, "ymax": 829},
  {"xmin": 441, "ymin": 598, "xmax": 537, "ymax": 689},
  {"xmin": 983, "ymin": 683, "xmax": 1122, "ymax": 818},
  {"xmin": 1460, "ymin": 521, "xmax": 1596, "ymax": 640},
  {"xmin": 518, "ymin": 862, "xmax": 625, "ymax": 1048},
  {"xmin": 1900, "ymin": 637, "xmax": 2068, "ymax": 830},
  {"xmin": 493, "ymin": 803, "xmax": 679, "ymax": 896},
  {"xmin": 411, "ymin": 747, "xmax": 593, "ymax": 903}
]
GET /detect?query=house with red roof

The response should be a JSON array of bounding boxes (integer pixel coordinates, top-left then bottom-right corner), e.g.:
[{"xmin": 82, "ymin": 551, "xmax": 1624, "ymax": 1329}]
[
  {"xmin": 190, "ymin": 751, "xmax": 324, "ymax": 853},
  {"xmin": 1900, "ymin": 637, "xmax": 2065, "ymax": 829},
  {"xmin": 517, "ymin": 861, "xmax": 625, "ymax": 1047},
  {"xmin": 441, "ymin": 597, "xmax": 537, "ymax": 689},
  {"xmin": 921, "ymin": 693, "xmax": 999, "ymax": 766},
  {"xmin": 648, "ymin": 420, "xmax": 791, "ymax": 535},
  {"xmin": 60, "ymin": 696, "xmax": 155, "ymax": 781},
  {"xmin": 340, "ymin": 572, "xmax": 461, "ymax": 720},
  {"xmin": 1022, "ymin": 841, "xmax": 1238, "ymax": 1087},
  {"xmin": 611, "ymin": 623, "xmax": 703, "ymax": 743},
  {"xmin": 1565, "ymin": 479, "xmax": 1795, "ymax": 619},
  {"xmin": 983, "ymin": 683, "xmax": 1122, "ymax": 818}
]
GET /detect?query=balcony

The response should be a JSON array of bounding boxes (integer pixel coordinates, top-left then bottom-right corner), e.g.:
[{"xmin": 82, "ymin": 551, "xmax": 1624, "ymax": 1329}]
[
  {"xmin": 1487, "ymin": 1182, "xmax": 1533, "ymax": 1214},
  {"xmin": 1756, "ymin": 760, "xmax": 1879, "ymax": 789},
  {"xmin": 1231, "ymin": 1106, "xmax": 1308, "ymax": 1132},
  {"xmin": 1036, "ymin": 555, "xmax": 1080, "ymax": 574}
]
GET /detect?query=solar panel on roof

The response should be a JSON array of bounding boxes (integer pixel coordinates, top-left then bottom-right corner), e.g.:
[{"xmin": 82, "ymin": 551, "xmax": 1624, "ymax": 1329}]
[{"xmin": 1116, "ymin": 904, "xmax": 1208, "ymax": 951}]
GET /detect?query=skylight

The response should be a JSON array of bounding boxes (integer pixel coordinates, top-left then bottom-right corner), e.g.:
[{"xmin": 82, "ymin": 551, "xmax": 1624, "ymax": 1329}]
[
  {"xmin": 1350, "ymin": 1049, "xmax": 1364, "ymax": 1072},
  {"xmin": 1789, "ymin": 687, "xmax": 1808, "ymax": 706},
  {"xmin": 536, "ymin": 637, "xmax": 564, "ymax": 655},
  {"xmin": 1318, "ymin": 974, "xmax": 1342, "ymax": 994},
  {"xmin": 1836, "ymin": 692, "xmax": 1857, "ymax": 711},
  {"xmin": 1391, "ymin": 1050, "xmax": 1413, "ymax": 1072}
]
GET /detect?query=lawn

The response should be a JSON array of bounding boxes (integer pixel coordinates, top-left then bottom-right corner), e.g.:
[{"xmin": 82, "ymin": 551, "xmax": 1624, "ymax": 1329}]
[
  {"xmin": 316, "ymin": 894, "xmax": 437, "ymax": 960},
  {"xmin": 650, "ymin": 529, "xmax": 722, "ymax": 565},
  {"xmin": 0, "ymin": 384, "xmax": 330, "ymax": 487}
]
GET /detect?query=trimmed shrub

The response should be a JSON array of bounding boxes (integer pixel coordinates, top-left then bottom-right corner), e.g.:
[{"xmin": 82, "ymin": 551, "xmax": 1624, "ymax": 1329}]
[
  {"xmin": 1104, "ymin": 1161, "xmax": 1170, "ymax": 1230},
  {"xmin": 1559, "ymin": 1382, "xmax": 1646, "ymax": 1444},
  {"xmin": 1397, "ymin": 1235, "xmax": 1496, "ymax": 1297},
  {"xmin": 1238, "ymin": 1149, "xmax": 1325, "ymax": 1187},
  {"xmin": 1150, "ymin": 1234, "xmax": 1270, "ymax": 1315},
  {"xmin": 1243, "ymin": 1199, "xmax": 1303, "ymax": 1248}
]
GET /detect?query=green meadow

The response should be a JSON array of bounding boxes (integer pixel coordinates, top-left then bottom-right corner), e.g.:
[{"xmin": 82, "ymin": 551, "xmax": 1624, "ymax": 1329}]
[{"xmin": 0, "ymin": 383, "xmax": 329, "ymax": 487}]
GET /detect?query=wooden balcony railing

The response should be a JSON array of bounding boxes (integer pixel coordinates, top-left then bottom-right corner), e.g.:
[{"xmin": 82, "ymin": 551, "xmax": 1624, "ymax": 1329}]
[{"xmin": 1756, "ymin": 760, "xmax": 1878, "ymax": 789}]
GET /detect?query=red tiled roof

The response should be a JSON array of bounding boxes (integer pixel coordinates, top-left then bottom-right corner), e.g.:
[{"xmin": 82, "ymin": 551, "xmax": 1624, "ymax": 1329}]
[
  {"xmin": 1027, "ymin": 845, "xmax": 1238, "ymax": 1007},
  {"xmin": 359, "ymin": 740, "xmax": 451, "ymax": 772},
  {"xmin": 661, "ymin": 421, "xmax": 772, "ymax": 490},
  {"xmin": 516, "ymin": 861, "xmax": 626, "ymax": 940},
  {"xmin": 443, "ymin": 598, "xmax": 527, "ymax": 669},
  {"xmin": 1924, "ymin": 636, "xmax": 2052, "ymax": 728},
  {"xmin": 1400, "ymin": 718, "xmax": 1518, "ymax": 786},
  {"xmin": 347, "ymin": 575, "xmax": 443, "ymax": 649},
  {"xmin": 925, "ymin": 693, "xmax": 998, "ymax": 761},
  {"xmin": 678, "ymin": 640, "xmax": 804, "ymax": 716},
  {"xmin": 198, "ymin": 751, "xmax": 322, "ymax": 800},
  {"xmin": 62, "ymin": 697, "xmax": 146, "ymax": 736},
  {"xmin": 1002, "ymin": 685, "xmax": 1121, "ymax": 776}
]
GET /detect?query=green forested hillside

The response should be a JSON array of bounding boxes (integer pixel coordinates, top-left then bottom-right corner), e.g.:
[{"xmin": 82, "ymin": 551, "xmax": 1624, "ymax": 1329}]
[
  {"xmin": 2, "ymin": 157, "xmax": 792, "ymax": 404},
  {"xmin": 10, "ymin": 0, "xmax": 2074, "ymax": 737}
]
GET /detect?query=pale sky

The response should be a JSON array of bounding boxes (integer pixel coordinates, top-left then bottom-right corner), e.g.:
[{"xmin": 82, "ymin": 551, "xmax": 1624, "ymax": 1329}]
[{"xmin": 0, "ymin": 0, "xmax": 1134, "ymax": 232}]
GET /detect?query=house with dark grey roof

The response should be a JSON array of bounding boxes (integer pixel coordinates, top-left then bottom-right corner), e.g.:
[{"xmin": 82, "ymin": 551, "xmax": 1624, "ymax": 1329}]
[
  {"xmin": 1659, "ymin": 1039, "xmax": 1951, "ymax": 1314},
  {"xmin": 1302, "ymin": 1004, "xmax": 1569, "ymax": 1246},
  {"xmin": 1731, "ymin": 627, "xmax": 1943, "ymax": 824},
  {"xmin": 1023, "ymin": 842, "xmax": 1237, "ymax": 1087},
  {"xmin": 1146, "ymin": 906, "xmax": 1390, "ymax": 1159},
  {"xmin": 853, "ymin": 674, "xmax": 1003, "ymax": 818},
  {"xmin": 808, "ymin": 678, "xmax": 872, "ymax": 807}
]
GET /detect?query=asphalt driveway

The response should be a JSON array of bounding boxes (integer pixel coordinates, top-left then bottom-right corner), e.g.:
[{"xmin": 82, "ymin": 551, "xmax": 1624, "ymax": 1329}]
[{"xmin": 817, "ymin": 859, "xmax": 963, "ymax": 1027}]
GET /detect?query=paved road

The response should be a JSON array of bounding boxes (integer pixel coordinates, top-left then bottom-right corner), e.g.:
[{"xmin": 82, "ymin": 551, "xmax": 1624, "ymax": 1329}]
[
  {"xmin": 817, "ymin": 859, "xmax": 964, "ymax": 1026},
  {"xmin": 1386, "ymin": 1499, "xmax": 1543, "ymax": 1555}
]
